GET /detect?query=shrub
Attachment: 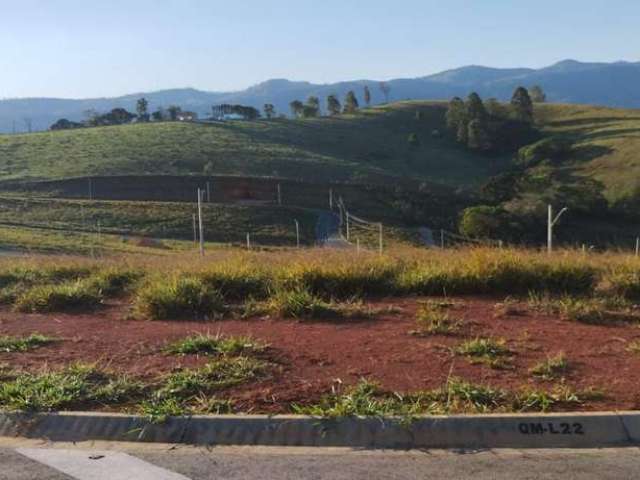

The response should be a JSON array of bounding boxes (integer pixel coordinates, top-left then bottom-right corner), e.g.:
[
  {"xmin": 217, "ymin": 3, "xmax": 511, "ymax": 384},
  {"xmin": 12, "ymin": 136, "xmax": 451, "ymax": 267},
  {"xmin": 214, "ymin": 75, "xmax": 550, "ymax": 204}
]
[
  {"xmin": 455, "ymin": 337, "xmax": 511, "ymax": 369},
  {"xmin": 268, "ymin": 288, "xmax": 336, "ymax": 318},
  {"xmin": 15, "ymin": 281, "xmax": 103, "ymax": 313},
  {"xmin": 199, "ymin": 265, "xmax": 271, "ymax": 301},
  {"xmin": 134, "ymin": 276, "xmax": 225, "ymax": 320},
  {"xmin": 85, "ymin": 268, "xmax": 142, "ymax": 296}
]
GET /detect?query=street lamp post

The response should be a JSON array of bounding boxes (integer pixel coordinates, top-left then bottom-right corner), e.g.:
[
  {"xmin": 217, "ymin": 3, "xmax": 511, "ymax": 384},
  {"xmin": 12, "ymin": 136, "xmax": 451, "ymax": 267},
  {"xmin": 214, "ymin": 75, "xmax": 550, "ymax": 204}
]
[{"xmin": 547, "ymin": 204, "xmax": 568, "ymax": 254}]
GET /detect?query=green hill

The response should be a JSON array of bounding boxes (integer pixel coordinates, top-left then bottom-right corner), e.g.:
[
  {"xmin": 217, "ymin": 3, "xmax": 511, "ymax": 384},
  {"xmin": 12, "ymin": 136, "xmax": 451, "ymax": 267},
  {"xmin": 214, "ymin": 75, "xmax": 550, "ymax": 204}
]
[
  {"xmin": 2, "ymin": 100, "xmax": 640, "ymax": 248},
  {"xmin": 0, "ymin": 102, "xmax": 504, "ymax": 186}
]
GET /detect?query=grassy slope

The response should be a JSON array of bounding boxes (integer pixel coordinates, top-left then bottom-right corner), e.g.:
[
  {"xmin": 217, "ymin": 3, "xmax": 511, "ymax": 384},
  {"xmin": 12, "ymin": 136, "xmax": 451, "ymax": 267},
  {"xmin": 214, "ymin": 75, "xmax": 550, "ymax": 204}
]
[
  {"xmin": 0, "ymin": 197, "xmax": 321, "ymax": 246},
  {"xmin": 535, "ymin": 104, "xmax": 640, "ymax": 202},
  {"xmin": 0, "ymin": 102, "xmax": 502, "ymax": 186}
]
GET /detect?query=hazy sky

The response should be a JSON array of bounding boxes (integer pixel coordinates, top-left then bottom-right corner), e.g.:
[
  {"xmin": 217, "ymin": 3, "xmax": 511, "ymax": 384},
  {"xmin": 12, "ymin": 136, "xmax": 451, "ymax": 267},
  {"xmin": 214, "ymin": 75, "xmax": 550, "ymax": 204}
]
[{"xmin": 2, "ymin": 0, "xmax": 638, "ymax": 98}]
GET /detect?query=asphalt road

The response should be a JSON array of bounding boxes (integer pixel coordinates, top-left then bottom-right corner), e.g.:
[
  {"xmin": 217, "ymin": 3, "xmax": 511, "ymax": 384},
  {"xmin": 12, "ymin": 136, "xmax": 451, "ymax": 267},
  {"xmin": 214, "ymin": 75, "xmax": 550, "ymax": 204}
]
[{"xmin": 1, "ymin": 439, "xmax": 640, "ymax": 480}]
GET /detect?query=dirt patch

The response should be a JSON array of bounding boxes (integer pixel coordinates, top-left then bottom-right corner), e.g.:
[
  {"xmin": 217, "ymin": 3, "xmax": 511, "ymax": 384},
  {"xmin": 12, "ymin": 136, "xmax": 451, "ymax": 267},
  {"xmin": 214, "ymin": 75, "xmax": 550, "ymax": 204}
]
[{"xmin": 1, "ymin": 296, "xmax": 640, "ymax": 413}]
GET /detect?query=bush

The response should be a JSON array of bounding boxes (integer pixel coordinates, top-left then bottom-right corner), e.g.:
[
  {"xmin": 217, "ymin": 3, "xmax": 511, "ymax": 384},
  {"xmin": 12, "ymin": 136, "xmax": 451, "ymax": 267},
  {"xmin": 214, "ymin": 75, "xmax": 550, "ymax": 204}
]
[
  {"xmin": 199, "ymin": 265, "xmax": 271, "ymax": 301},
  {"xmin": 268, "ymin": 288, "xmax": 336, "ymax": 318},
  {"xmin": 15, "ymin": 281, "xmax": 103, "ymax": 313},
  {"xmin": 459, "ymin": 205, "xmax": 509, "ymax": 239},
  {"xmin": 134, "ymin": 276, "xmax": 225, "ymax": 320},
  {"xmin": 517, "ymin": 136, "xmax": 573, "ymax": 168}
]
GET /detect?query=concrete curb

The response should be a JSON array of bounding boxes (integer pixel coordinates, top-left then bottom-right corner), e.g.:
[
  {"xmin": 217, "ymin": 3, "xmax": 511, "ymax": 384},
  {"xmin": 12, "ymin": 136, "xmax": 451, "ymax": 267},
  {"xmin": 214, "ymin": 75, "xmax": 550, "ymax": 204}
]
[{"xmin": 1, "ymin": 411, "xmax": 639, "ymax": 449}]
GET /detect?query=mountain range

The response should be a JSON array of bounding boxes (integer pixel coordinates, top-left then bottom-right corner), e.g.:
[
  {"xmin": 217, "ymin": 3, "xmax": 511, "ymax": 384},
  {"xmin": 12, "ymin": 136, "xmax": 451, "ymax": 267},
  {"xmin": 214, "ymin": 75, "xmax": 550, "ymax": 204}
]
[{"xmin": 1, "ymin": 59, "xmax": 639, "ymax": 133}]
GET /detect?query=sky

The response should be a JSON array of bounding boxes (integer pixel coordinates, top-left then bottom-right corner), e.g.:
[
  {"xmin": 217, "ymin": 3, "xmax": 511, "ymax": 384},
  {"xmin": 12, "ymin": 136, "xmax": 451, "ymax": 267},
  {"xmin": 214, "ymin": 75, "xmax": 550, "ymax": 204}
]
[{"xmin": 1, "ymin": 0, "xmax": 639, "ymax": 99}]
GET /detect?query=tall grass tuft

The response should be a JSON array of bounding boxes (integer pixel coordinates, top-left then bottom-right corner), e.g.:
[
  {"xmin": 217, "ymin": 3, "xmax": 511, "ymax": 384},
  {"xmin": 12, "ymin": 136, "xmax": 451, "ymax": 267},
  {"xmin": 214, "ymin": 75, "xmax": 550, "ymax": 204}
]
[
  {"xmin": 14, "ymin": 281, "xmax": 103, "ymax": 313},
  {"xmin": 134, "ymin": 275, "xmax": 224, "ymax": 320}
]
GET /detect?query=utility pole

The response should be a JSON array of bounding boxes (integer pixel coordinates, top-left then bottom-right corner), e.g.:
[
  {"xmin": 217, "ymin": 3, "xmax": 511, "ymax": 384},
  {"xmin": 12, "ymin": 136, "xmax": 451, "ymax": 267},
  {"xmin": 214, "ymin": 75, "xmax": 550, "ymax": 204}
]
[
  {"xmin": 197, "ymin": 189, "xmax": 205, "ymax": 256},
  {"xmin": 294, "ymin": 219, "xmax": 300, "ymax": 248},
  {"xmin": 547, "ymin": 204, "xmax": 568, "ymax": 254}
]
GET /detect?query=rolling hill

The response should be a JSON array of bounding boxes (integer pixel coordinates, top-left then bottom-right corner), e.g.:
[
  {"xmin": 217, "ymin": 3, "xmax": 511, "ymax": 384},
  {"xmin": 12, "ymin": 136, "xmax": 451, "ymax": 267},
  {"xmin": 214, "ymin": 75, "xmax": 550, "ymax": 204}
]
[
  {"xmin": 1, "ymin": 59, "xmax": 639, "ymax": 133},
  {"xmin": 1, "ymin": 99, "xmax": 640, "ymax": 248}
]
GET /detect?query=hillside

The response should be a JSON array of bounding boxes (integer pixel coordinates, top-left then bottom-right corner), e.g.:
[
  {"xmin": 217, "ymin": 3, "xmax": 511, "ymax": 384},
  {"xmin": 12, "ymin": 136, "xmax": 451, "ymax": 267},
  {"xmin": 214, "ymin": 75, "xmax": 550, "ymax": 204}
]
[
  {"xmin": 0, "ymin": 102, "xmax": 502, "ymax": 186},
  {"xmin": 1, "ymin": 59, "xmax": 639, "ymax": 133}
]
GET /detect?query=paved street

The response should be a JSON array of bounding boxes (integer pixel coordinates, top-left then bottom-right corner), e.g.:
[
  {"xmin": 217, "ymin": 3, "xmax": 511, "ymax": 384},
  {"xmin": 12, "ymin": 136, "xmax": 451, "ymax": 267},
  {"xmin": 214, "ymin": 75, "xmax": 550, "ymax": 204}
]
[{"xmin": 1, "ymin": 439, "xmax": 640, "ymax": 480}]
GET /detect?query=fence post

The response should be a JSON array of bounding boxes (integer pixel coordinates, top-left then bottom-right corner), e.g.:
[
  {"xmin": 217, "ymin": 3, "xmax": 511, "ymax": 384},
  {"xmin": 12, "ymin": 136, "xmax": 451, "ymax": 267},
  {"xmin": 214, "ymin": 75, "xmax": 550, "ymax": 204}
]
[
  {"xmin": 277, "ymin": 183, "xmax": 282, "ymax": 205},
  {"xmin": 329, "ymin": 188, "xmax": 333, "ymax": 209},
  {"xmin": 294, "ymin": 219, "xmax": 300, "ymax": 248},
  {"xmin": 246, "ymin": 233, "xmax": 251, "ymax": 250},
  {"xmin": 440, "ymin": 229, "xmax": 445, "ymax": 249},
  {"xmin": 636, "ymin": 237, "xmax": 639, "ymax": 258},
  {"xmin": 206, "ymin": 181, "xmax": 211, "ymax": 202},
  {"xmin": 379, "ymin": 223, "xmax": 383, "ymax": 255}
]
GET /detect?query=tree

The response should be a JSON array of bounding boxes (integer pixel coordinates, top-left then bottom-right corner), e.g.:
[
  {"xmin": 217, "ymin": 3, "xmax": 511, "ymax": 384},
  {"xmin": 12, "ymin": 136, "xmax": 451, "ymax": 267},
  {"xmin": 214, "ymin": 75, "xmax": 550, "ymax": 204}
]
[
  {"xmin": 466, "ymin": 92, "xmax": 487, "ymax": 121},
  {"xmin": 467, "ymin": 119, "xmax": 492, "ymax": 151},
  {"xmin": 151, "ymin": 108, "xmax": 165, "ymax": 121},
  {"xmin": 379, "ymin": 82, "xmax": 391, "ymax": 103},
  {"xmin": 445, "ymin": 97, "xmax": 466, "ymax": 131},
  {"xmin": 459, "ymin": 205, "xmax": 507, "ymax": 238},
  {"xmin": 50, "ymin": 118, "xmax": 83, "ymax": 130},
  {"xmin": 167, "ymin": 105, "xmax": 182, "ymax": 121},
  {"xmin": 327, "ymin": 95, "xmax": 341, "ymax": 116},
  {"xmin": 263, "ymin": 104, "xmax": 276, "ymax": 119},
  {"xmin": 303, "ymin": 96, "xmax": 320, "ymax": 117},
  {"xmin": 363, "ymin": 85, "xmax": 371, "ymax": 106},
  {"xmin": 83, "ymin": 108, "xmax": 100, "ymax": 127},
  {"xmin": 511, "ymin": 86, "xmax": 534, "ymax": 123},
  {"xmin": 485, "ymin": 98, "xmax": 509, "ymax": 119},
  {"xmin": 289, "ymin": 100, "xmax": 304, "ymax": 118},
  {"xmin": 136, "ymin": 97, "xmax": 149, "ymax": 121},
  {"xmin": 456, "ymin": 120, "xmax": 469, "ymax": 144},
  {"xmin": 529, "ymin": 85, "xmax": 546, "ymax": 103},
  {"xmin": 343, "ymin": 91, "xmax": 359, "ymax": 114}
]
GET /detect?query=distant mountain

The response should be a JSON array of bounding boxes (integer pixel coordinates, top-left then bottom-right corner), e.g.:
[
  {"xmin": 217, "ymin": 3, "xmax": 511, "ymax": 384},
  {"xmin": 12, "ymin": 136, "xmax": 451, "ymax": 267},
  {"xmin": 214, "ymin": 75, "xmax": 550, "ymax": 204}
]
[{"xmin": 1, "ymin": 59, "xmax": 639, "ymax": 133}]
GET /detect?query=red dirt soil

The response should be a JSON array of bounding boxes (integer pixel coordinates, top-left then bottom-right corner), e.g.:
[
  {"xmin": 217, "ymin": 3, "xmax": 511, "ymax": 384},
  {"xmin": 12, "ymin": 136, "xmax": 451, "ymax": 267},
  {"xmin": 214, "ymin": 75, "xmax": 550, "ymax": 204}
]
[{"xmin": 2, "ymin": 296, "xmax": 640, "ymax": 413}]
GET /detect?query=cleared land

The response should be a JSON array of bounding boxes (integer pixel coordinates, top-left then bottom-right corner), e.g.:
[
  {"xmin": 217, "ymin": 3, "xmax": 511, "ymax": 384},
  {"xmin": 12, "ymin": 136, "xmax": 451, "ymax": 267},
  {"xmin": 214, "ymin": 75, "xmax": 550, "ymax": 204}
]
[{"xmin": 1, "ymin": 247, "xmax": 639, "ymax": 416}]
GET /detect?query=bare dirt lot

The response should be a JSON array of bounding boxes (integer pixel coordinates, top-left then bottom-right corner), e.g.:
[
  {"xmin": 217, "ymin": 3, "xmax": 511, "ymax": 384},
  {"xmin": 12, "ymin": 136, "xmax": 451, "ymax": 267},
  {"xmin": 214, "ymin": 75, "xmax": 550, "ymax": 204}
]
[{"xmin": 2, "ymin": 296, "xmax": 640, "ymax": 413}]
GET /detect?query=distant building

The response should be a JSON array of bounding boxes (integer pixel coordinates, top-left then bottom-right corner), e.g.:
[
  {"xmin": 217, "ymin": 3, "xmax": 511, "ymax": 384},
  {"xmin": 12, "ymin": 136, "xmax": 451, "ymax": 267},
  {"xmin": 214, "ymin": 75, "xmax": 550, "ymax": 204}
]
[{"xmin": 177, "ymin": 111, "xmax": 198, "ymax": 122}]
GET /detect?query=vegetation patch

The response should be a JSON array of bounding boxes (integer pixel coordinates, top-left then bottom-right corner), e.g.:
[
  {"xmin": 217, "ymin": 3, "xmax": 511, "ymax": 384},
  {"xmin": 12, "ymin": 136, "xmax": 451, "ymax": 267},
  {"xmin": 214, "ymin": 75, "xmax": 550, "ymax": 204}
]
[
  {"xmin": 292, "ymin": 377, "xmax": 596, "ymax": 418},
  {"xmin": 626, "ymin": 340, "xmax": 640, "ymax": 355},
  {"xmin": 0, "ymin": 364, "xmax": 142, "ymax": 412},
  {"xmin": 164, "ymin": 333, "xmax": 265, "ymax": 356},
  {"xmin": 14, "ymin": 280, "xmax": 104, "ymax": 313},
  {"xmin": 268, "ymin": 288, "xmax": 337, "ymax": 319},
  {"xmin": 455, "ymin": 337, "xmax": 512, "ymax": 369},
  {"xmin": 411, "ymin": 304, "xmax": 460, "ymax": 336},
  {"xmin": 134, "ymin": 275, "xmax": 225, "ymax": 320},
  {"xmin": 530, "ymin": 354, "xmax": 569, "ymax": 380},
  {"xmin": 0, "ymin": 334, "xmax": 56, "ymax": 353}
]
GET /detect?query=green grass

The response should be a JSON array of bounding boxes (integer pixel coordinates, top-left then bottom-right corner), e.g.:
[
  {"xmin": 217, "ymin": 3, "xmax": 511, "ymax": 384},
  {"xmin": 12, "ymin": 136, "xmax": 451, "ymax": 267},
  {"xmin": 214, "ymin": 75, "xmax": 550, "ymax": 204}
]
[
  {"xmin": 0, "ymin": 334, "xmax": 56, "ymax": 352},
  {"xmin": 411, "ymin": 304, "xmax": 460, "ymax": 335},
  {"xmin": 14, "ymin": 280, "xmax": 104, "ymax": 313},
  {"xmin": 0, "ymin": 364, "xmax": 141, "ymax": 411},
  {"xmin": 164, "ymin": 333, "xmax": 265, "ymax": 356},
  {"xmin": 158, "ymin": 357, "xmax": 268, "ymax": 399},
  {"xmin": 455, "ymin": 338, "xmax": 512, "ymax": 369},
  {"xmin": 0, "ymin": 196, "xmax": 320, "ymax": 247},
  {"xmin": 267, "ymin": 288, "xmax": 337, "ymax": 319},
  {"xmin": 0, "ymin": 103, "xmax": 496, "ymax": 186},
  {"xmin": 134, "ymin": 276, "xmax": 225, "ymax": 320},
  {"xmin": 292, "ymin": 377, "xmax": 596, "ymax": 417},
  {"xmin": 530, "ymin": 354, "xmax": 569, "ymax": 380}
]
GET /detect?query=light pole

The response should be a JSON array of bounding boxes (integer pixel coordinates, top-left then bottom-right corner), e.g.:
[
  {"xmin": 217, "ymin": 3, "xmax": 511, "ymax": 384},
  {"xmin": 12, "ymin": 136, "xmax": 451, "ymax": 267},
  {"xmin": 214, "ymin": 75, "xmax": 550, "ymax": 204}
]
[{"xmin": 547, "ymin": 204, "xmax": 568, "ymax": 254}]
